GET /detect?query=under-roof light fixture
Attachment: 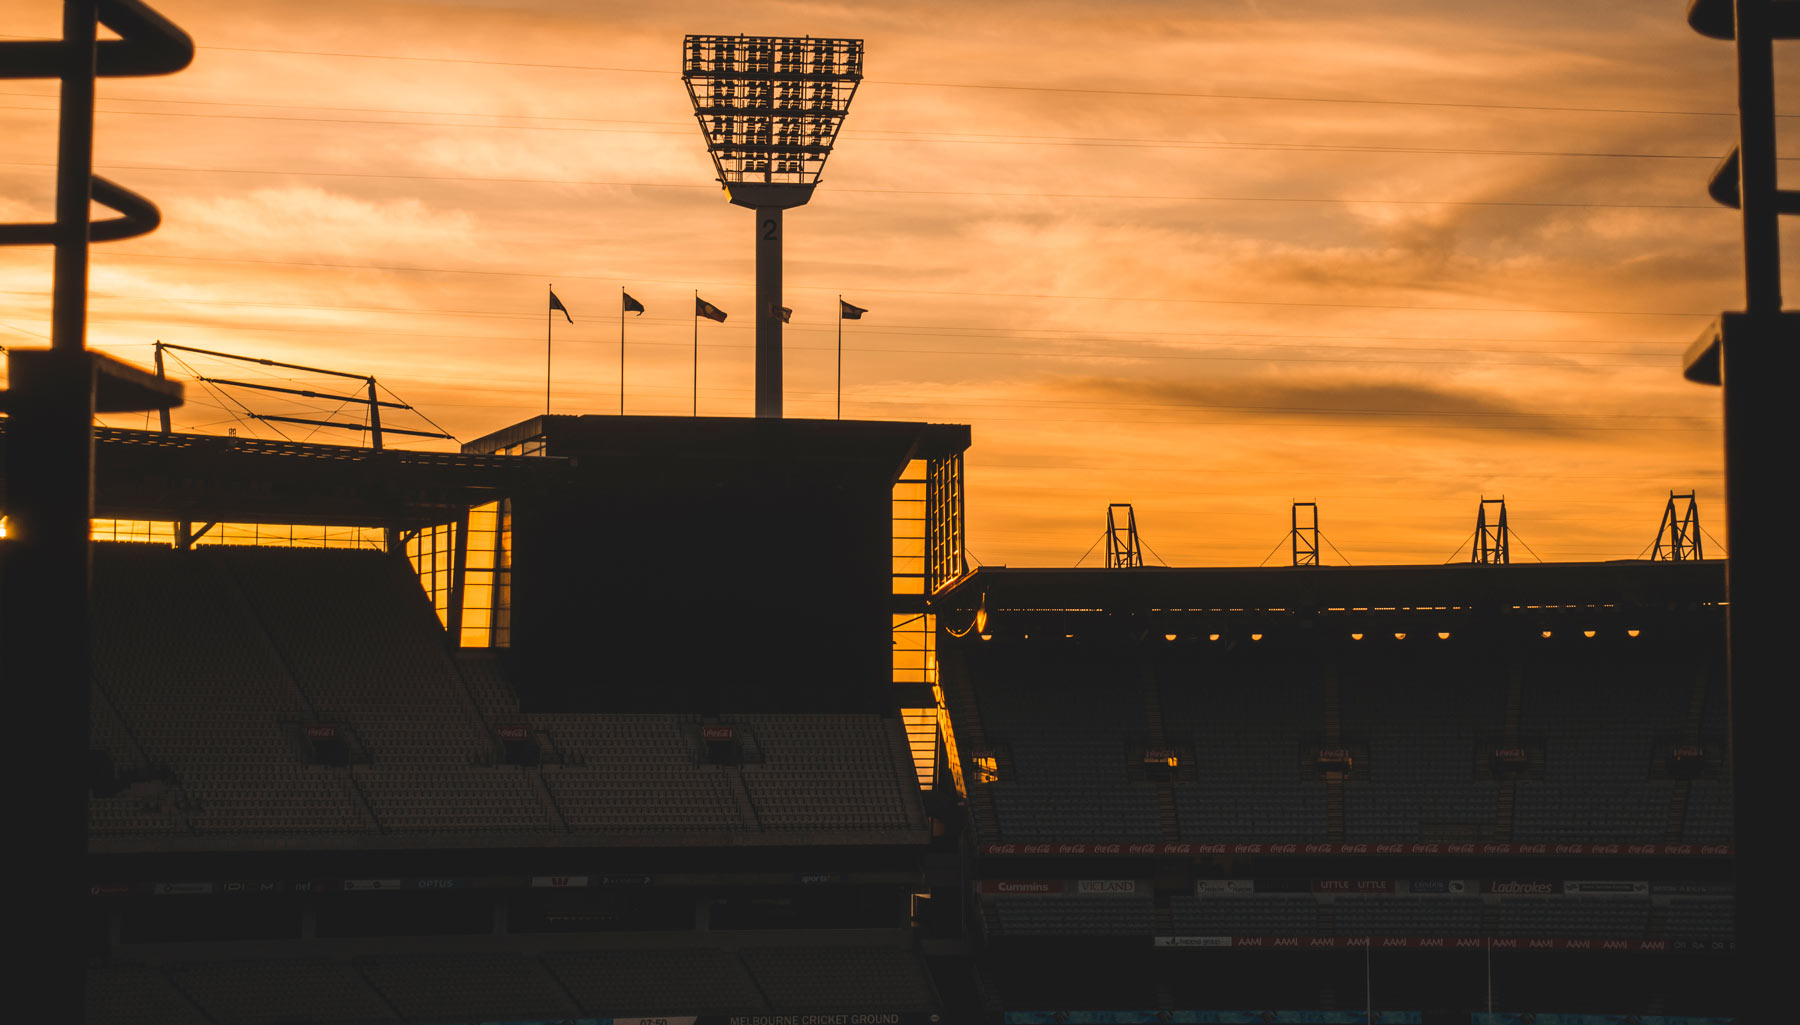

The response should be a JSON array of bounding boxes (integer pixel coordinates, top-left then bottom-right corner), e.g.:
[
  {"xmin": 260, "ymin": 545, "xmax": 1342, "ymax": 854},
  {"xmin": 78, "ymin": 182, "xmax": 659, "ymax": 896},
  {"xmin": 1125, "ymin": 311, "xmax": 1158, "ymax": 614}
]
[
  {"xmin": 1583, "ymin": 629, "xmax": 1597, "ymax": 638},
  {"xmin": 1628, "ymin": 628, "xmax": 1641, "ymax": 638},
  {"xmin": 1437, "ymin": 631, "xmax": 1451, "ymax": 640},
  {"xmin": 1350, "ymin": 632, "xmax": 1364, "ymax": 641},
  {"xmin": 1164, "ymin": 633, "xmax": 1178, "ymax": 642},
  {"xmin": 1208, "ymin": 633, "xmax": 1221, "ymax": 642},
  {"xmin": 1394, "ymin": 632, "xmax": 1407, "ymax": 641},
  {"xmin": 1250, "ymin": 633, "xmax": 1264, "ymax": 642},
  {"xmin": 1541, "ymin": 630, "xmax": 1553, "ymax": 639},
  {"xmin": 682, "ymin": 34, "xmax": 864, "ymax": 419}
]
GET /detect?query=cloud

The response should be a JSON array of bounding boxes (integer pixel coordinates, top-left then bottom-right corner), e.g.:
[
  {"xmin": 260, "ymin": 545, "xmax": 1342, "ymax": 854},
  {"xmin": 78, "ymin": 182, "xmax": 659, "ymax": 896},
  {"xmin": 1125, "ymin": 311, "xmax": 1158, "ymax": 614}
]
[{"xmin": 1048, "ymin": 369, "xmax": 1606, "ymax": 434}]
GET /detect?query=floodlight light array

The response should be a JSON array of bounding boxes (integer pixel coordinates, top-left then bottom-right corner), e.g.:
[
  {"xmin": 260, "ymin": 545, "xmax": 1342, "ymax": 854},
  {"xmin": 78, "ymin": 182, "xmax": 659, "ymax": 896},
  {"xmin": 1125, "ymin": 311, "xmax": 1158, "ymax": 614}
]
[{"xmin": 682, "ymin": 35, "xmax": 863, "ymax": 187}]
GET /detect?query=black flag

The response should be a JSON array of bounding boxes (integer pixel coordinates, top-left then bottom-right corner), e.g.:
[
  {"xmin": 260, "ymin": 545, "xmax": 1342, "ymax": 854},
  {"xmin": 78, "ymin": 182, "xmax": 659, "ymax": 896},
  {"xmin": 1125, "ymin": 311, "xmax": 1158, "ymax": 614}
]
[
  {"xmin": 622, "ymin": 292, "xmax": 645, "ymax": 316},
  {"xmin": 839, "ymin": 300, "xmax": 868, "ymax": 320},
  {"xmin": 549, "ymin": 290, "xmax": 573, "ymax": 323}
]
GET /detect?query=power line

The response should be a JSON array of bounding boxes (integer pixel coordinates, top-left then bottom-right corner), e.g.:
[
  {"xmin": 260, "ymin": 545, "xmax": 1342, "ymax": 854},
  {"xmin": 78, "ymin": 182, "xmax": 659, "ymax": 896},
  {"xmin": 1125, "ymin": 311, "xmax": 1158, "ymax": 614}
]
[
  {"xmin": 6, "ymin": 36, "xmax": 1783, "ymax": 121},
  {"xmin": 11, "ymin": 275, "xmax": 1712, "ymax": 320},
  {"xmin": 6, "ymin": 102, "xmax": 1784, "ymax": 167},
  {"xmin": 61, "ymin": 271, "xmax": 1696, "ymax": 350},
  {"xmin": 8, "ymin": 88, "xmax": 1793, "ymax": 165},
  {"xmin": 0, "ymin": 154, "xmax": 1749, "ymax": 211}
]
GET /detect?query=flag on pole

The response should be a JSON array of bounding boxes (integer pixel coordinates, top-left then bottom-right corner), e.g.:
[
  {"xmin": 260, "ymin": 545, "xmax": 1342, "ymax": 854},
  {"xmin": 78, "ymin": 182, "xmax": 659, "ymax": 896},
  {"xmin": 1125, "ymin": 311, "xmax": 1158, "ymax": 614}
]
[
  {"xmin": 839, "ymin": 300, "xmax": 868, "ymax": 320},
  {"xmin": 775, "ymin": 305, "xmax": 793, "ymax": 323},
  {"xmin": 695, "ymin": 297, "xmax": 728, "ymax": 322},
  {"xmin": 622, "ymin": 292, "xmax": 645, "ymax": 316},
  {"xmin": 549, "ymin": 290, "xmax": 573, "ymax": 323}
]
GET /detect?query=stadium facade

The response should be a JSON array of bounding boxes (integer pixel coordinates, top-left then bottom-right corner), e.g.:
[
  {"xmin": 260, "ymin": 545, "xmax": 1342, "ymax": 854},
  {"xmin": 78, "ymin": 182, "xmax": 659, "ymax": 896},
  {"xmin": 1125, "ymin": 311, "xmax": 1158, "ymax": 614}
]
[{"xmin": 0, "ymin": 413, "xmax": 1734, "ymax": 1024}]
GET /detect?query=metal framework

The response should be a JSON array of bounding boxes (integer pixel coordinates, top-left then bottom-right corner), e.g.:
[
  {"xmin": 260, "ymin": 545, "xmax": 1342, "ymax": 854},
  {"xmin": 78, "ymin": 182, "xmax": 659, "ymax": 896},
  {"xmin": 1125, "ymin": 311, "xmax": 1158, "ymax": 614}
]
[
  {"xmin": 1652, "ymin": 491, "xmax": 1704, "ymax": 562},
  {"xmin": 1292, "ymin": 501, "xmax": 1320, "ymax": 567},
  {"xmin": 681, "ymin": 35, "xmax": 862, "ymax": 197},
  {"xmin": 153, "ymin": 342, "xmax": 453, "ymax": 449},
  {"xmin": 682, "ymin": 34, "xmax": 864, "ymax": 419},
  {"xmin": 1473, "ymin": 497, "xmax": 1510, "ymax": 565},
  {"xmin": 1105, "ymin": 503, "xmax": 1144, "ymax": 569},
  {"xmin": 927, "ymin": 452, "xmax": 968, "ymax": 592},
  {"xmin": 0, "ymin": 1, "xmax": 193, "ymax": 1016},
  {"xmin": 1679, "ymin": 11, "xmax": 1795, "ymax": 998}
]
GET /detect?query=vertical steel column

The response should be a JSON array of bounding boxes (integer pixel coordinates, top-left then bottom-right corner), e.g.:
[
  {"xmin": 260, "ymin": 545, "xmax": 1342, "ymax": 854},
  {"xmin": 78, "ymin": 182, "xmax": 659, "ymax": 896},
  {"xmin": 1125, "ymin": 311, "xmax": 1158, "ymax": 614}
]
[
  {"xmin": 366, "ymin": 377, "xmax": 383, "ymax": 451},
  {"xmin": 1733, "ymin": 0, "xmax": 1782, "ymax": 314},
  {"xmin": 52, "ymin": 0, "xmax": 97, "ymax": 356},
  {"xmin": 154, "ymin": 342, "xmax": 171, "ymax": 432},
  {"xmin": 6, "ymin": 5, "xmax": 99, "ymax": 1018},
  {"xmin": 755, "ymin": 206, "xmax": 783, "ymax": 418},
  {"xmin": 1723, "ymin": 6, "xmax": 1785, "ymax": 1011}
]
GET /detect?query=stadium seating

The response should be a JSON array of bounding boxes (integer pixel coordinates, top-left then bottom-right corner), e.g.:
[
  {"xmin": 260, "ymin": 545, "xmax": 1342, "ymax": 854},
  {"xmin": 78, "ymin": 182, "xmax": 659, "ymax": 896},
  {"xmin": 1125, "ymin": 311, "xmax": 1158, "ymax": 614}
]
[
  {"xmin": 737, "ymin": 714, "xmax": 918, "ymax": 830},
  {"xmin": 86, "ymin": 545, "xmax": 925, "ymax": 842},
  {"xmin": 1683, "ymin": 779, "xmax": 1732, "ymax": 845},
  {"xmin": 740, "ymin": 945, "xmax": 939, "ymax": 1010},
  {"xmin": 357, "ymin": 953, "xmax": 576, "ymax": 1022},
  {"xmin": 1496, "ymin": 896, "xmax": 1651, "ymax": 939},
  {"xmin": 1160, "ymin": 659, "xmax": 1327, "ymax": 843},
  {"xmin": 1512, "ymin": 782, "xmax": 1673, "ymax": 844},
  {"xmin": 1664, "ymin": 897, "xmax": 1734, "ymax": 942},
  {"xmin": 86, "ymin": 964, "xmax": 214, "ymax": 1025},
  {"xmin": 88, "ymin": 946, "xmax": 942, "ymax": 1023},
  {"xmin": 162, "ymin": 958, "xmax": 395, "ymax": 1025},
  {"xmin": 1339, "ymin": 667, "xmax": 1502, "ymax": 842},
  {"xmin": 544, "ymin": 948, "xmax": 764, "ymax": 1016},
  {"xmin": 991, "ymin": 894, "xmax": 1157, "ymax": 935},
  {"xmin": 1513, "ymin": 659, "xmax": 1689, "ymax": 843},
  {"xmin": 1169, "ymin": 894, "xmax": 1320, "ymax": 936},
  {"xmin": 1334, "ymin": 894, "xmax": 1482, "ymax": 937},
  {"xmin": 973, "ymin": 645, "xmax": 1161, "ymax": 841}
]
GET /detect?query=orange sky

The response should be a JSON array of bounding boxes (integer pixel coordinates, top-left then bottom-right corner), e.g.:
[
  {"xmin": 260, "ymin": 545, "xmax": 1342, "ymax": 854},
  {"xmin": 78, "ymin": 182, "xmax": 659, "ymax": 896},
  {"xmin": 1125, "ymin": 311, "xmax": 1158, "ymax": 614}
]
[{"xmin": 2, "ymin": 0, "xmax": 1794, "ymax": 567}]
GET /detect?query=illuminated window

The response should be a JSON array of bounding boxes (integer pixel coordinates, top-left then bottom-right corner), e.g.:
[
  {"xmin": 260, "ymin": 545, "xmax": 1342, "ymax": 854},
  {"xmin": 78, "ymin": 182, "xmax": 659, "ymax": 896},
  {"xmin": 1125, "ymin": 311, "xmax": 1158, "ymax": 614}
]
[
  {"xmin": 458, "ymin": 500, "xmax": 512, "ymax": 648},
  {"xmin": 974, "ymin": 752, "xmax": 999, "ymax": 783},
  {"xmin": 406, "ymin": 522, "xmax": 456, "ymax": 628},
  {"xmin": 893, "ymin": 611, "xmax": 937, "ymax": 789},
  {"xmin": 89, "ymin": 519, "xmax": 386, "ymax": 549},
  {"xmin": 892, "ymin": 460, "xmax": 927, "ymax": 595},
  {"xmin": 89, "ymin": 519, "xmax": 175, "ymax": 545},
  {"xmin": 498, "ymin": 435, "xmax": 547, "ymax": 457},
  {"xmin": 927, "ymin": 453, "xmax": 966, "ymax": 591}
]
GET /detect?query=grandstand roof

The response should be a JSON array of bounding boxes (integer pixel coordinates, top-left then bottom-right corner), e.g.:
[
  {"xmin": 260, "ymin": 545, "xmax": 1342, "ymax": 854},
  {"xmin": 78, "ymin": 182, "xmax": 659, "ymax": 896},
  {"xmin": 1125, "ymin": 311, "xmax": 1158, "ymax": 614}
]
[
  {"xmin": 936, "ymin": 561, "xmax": 1725, "ymax": 617},
  {"xmin": 0, "ymin": 422, "xmax": 563, "ymax": 527},
  {"xmin": 464, "ymin": 413, "xmax": 971, "ymax": 464}
]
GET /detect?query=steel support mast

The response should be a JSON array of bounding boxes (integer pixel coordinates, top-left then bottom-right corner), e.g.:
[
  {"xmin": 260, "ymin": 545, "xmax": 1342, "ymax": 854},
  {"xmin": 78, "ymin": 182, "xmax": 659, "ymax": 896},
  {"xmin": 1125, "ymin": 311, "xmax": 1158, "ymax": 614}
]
[{"xmin": 683, "ymin": 35, "xmax": 863, "ymax": 418}]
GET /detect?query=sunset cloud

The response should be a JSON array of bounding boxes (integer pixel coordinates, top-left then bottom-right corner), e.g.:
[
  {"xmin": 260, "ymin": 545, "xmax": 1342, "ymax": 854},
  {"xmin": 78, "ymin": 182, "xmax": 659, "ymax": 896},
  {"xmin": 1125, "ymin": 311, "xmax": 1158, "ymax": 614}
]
[{"xmin": 4, "ymin": 0, "xmax": 1784, "ymax": 565}]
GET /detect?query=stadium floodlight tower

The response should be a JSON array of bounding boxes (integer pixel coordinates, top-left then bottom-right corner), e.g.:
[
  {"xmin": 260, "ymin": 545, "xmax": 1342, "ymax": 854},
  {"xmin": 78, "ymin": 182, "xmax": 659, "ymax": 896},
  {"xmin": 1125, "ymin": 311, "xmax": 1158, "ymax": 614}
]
[{"xmin": 682, "ymin": 34, "xmax": 864, "ymax": 418}]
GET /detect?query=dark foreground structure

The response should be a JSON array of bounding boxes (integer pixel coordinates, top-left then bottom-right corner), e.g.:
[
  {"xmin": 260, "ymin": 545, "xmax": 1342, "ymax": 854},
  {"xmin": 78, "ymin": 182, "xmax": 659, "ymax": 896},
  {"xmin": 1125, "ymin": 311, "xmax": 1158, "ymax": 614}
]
[{"xmin": 0, "ymin": 415, "xmax": 1734, "ymax": 1024}]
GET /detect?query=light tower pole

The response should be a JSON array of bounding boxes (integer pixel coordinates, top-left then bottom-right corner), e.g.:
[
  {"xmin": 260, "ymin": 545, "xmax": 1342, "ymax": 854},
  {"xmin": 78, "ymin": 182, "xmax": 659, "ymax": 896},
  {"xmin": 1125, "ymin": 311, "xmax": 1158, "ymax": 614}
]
[{"xmin": 683, "ymin": 34, "xmax": 863, "ymax": 418}]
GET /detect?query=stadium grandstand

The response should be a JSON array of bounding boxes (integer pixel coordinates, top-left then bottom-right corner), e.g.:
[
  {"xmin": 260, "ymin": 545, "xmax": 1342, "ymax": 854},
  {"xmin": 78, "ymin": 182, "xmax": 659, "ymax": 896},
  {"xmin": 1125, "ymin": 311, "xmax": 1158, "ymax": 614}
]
[{"xmin": 0, "ymin": 412, "xmax": 1734, "ymax": 1024}]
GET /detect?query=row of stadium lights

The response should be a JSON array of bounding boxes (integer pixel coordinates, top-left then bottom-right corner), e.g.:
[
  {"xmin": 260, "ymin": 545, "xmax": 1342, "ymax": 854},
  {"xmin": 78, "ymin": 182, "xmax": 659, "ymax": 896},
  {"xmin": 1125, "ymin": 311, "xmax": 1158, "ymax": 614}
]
[{"xmin": 976, "ymin": 629, "xmax": 1644, "ymax": 641}]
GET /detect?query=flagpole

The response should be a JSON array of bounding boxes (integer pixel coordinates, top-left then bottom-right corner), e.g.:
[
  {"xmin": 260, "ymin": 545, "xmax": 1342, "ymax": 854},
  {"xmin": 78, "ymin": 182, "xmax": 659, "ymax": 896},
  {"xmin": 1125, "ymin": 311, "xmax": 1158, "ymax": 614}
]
[
  {"xmin": 836, "ymin": 294, "xmax": 843, "ymax": 421},
  {"xmin": 692, "ymin": 289, "xmax": 698, "ymax": 417},
  {"xmin": 545, "ymin": 283, "xmax": 552, "ymax": 417},
  {"xmin": 619, "ymin": 286, "xmax": 625, "ymax": 416}
]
